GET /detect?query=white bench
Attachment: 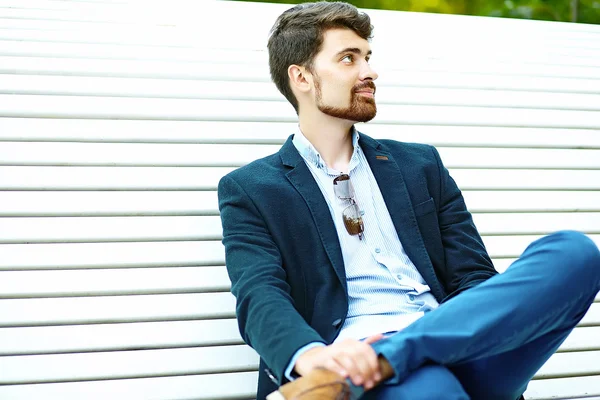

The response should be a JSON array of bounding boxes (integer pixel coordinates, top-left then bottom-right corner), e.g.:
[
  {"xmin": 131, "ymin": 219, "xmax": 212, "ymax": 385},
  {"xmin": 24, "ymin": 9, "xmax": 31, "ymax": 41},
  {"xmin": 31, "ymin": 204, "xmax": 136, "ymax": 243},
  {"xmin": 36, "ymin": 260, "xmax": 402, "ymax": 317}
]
[{"xmin": 0, "ymin": 0, "xmax": 599, "ymax": 399}]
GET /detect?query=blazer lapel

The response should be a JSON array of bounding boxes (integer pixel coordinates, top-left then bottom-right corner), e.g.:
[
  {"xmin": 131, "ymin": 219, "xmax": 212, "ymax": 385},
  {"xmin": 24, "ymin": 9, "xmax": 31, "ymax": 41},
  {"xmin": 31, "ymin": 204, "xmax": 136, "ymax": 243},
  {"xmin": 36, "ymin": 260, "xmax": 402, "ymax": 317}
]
[
  {"xmin": 279, "ymin": 136, "xmax": 347, "ymax": 290},
  {"xmin": 359, "ymin": 134, "xmax": 445, "ymax": 300}
]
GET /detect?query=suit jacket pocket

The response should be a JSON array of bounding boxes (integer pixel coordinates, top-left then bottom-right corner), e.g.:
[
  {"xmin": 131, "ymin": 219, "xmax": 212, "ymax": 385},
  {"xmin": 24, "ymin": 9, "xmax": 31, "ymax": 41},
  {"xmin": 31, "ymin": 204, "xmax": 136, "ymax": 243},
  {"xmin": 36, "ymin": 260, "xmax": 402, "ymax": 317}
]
[{"xmin": 413, "ymin": 197, "xmax": 436, "ymax": 216}]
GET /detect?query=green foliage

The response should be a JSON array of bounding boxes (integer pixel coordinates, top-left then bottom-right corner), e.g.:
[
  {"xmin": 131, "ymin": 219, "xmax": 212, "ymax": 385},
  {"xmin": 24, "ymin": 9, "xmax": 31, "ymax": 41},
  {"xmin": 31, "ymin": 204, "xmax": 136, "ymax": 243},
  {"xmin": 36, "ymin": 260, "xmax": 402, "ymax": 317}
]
[{"xmin": 243, "ymin": 0, "xmax": 600, "ymax": 24}]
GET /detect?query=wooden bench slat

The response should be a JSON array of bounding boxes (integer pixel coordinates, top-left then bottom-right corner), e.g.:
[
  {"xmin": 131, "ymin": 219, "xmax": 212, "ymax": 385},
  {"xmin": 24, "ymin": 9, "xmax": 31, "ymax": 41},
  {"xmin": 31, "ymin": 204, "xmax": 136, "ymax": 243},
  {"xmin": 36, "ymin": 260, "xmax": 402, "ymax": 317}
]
[
  {"xmin": 0, "ymin": 292, "xmax": 236, "ymax": 326},
  {"xmin": 2, "ymin": 142, "xmax": 600, "ymax": 169},
  {"xmin": 560, "ymin": 327, "xmax": 600, "ymax": 352},
  {"xmin": 525, "ymin": 375, "xmax": 600, "ymax": 399},
  {"xmin": 3, "ymin": 75, "xmax": 600, "ymax": 111},
  {"xmin": 2, "ymin": 167, "xmax": 600, "ymax": 191},
  {"xmin": 535, "ymin": 351, "xmax": 600, "ymax": 379},
  {"xmin": 0, "ymin": 235, "xmax": 598, "ymax": 270},
  {"xmin": 2, "ymin": 191, "xmax": 600, "ymax": 217},
  {"xmin": 0, "ymin": 290, "xmax": 596, "ymax": 328},
  {"xmin": 2, "ymin": 94, "xmax": 599, "ymax": 127},
  {"xmin": 0, "ymin": 266, "xmax": 231, "ymax": 297},
  {"xmin": 0, "ymin": 318, "xmax": 594, "ymax": 357},
  {"xmin": 3, "ymin": 118, "xmax": 600, "ymax": 149},
  {"xmin": 0, "ymin": 371, "xmax": 257, "ymax": 400},
  {"xmin": 0, "ymin": 191, "xmax": 220, "ymax": 216},
  {"xmin": 0, "ymin": 241, "xmax": 225, "ymax": 269},
  {"xmin": 0, "ymin": 319, "xmax": 242, "ymax": 355},
  {"xmin": 1, "ymin": 213, "xmax": 599, "ymax": 244},
  {"xmin": 0, "ymin": 166, "xmax": 235, "ymax": 190},
  {"xmin": 3, "ymin": 56, "xmax": 600, "ymax": 93},
  {"xmin": 0, "ymin": 344, "xmax": 258, "ymax": 384}
]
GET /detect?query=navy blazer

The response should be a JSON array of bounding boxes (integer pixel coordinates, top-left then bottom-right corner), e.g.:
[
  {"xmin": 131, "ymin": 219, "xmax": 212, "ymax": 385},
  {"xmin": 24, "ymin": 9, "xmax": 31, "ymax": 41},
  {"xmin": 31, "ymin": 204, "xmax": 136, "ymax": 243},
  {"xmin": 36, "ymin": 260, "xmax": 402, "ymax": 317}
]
[{"xmin": 218, "ymin": 133, "xmax": 497, "ymax": 399}]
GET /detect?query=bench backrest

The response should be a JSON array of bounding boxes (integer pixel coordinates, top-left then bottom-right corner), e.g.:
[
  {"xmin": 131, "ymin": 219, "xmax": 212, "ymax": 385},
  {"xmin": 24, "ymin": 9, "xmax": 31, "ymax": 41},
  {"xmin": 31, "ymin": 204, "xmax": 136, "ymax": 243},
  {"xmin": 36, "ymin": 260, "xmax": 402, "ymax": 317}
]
[{"xmin": 0, "ymin": 1, "xmax": 599, "ymax": 399}]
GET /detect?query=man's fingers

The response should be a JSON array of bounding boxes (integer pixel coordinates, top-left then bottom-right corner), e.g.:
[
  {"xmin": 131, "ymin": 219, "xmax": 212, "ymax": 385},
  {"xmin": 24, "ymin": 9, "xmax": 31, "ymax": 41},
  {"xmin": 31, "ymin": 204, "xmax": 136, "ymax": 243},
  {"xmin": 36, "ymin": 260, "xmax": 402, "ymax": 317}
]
[
  {"xmin": 364, "ymin": 333, "xmax": 384, "ymax": 344},
  {"xmin": 324, "ymin": 358, "xmax": 348, "ymax": 378}
]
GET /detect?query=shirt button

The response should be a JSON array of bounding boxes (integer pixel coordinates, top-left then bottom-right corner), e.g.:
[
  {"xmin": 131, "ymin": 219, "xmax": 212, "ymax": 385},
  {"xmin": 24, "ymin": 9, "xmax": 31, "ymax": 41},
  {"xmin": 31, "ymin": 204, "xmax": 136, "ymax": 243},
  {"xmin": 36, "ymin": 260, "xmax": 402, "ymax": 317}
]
[
  {"xmin": 360, "ymin": 210, "xmax": 365, "ymax": 216},
  {"xmin": 374, "ymin": 248, "xmax": 381, "ymax": 253},
  {"xmin": 396, "ymin": 274, "xmax": 402, "ymax": 280},
  {"xmin": 408, "ymin": 294, "xmax": 416, "ymax": 301},
  {"xmin": 332, "ymin": 318, "xmax": 342, "ymax": 327}
]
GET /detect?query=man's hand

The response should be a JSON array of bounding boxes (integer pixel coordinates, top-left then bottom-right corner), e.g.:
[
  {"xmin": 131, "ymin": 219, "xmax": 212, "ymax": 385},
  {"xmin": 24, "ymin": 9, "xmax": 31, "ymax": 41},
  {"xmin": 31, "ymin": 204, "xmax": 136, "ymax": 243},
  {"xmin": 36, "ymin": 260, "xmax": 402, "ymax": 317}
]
[{"xmin": 294, "ymin": 334, "xmax": 384, "ymax": 390}]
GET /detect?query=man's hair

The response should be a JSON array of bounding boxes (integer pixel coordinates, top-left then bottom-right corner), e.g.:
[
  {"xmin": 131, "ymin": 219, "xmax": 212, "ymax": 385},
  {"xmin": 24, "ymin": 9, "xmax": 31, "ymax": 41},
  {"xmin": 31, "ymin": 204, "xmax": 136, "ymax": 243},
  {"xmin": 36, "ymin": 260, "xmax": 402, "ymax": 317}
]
[{"xmin": 267, "ymin": 2, "xmax": 373, "ymax": 113}]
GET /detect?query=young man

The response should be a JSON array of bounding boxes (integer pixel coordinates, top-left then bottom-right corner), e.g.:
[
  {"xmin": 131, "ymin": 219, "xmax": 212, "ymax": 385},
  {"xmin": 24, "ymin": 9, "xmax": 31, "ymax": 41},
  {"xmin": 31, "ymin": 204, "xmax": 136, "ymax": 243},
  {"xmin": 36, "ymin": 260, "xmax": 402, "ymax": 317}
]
[{"xmin": 218, "ymin": 2, "xmax": 600, "ymax": 399}]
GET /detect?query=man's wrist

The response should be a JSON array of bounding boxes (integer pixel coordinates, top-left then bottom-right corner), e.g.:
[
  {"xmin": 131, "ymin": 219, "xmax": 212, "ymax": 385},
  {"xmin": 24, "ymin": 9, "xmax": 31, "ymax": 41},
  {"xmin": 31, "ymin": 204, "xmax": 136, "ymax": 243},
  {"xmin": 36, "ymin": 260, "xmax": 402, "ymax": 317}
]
[{"xmin": 285, "ymin": 342, "xmax": 326, "ymax": 381}]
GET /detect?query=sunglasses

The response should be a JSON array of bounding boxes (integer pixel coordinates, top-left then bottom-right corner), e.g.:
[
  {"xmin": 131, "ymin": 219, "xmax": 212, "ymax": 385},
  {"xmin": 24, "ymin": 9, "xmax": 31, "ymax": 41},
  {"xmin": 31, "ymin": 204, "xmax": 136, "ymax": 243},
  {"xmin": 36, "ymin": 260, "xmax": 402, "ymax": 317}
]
[{"xmin": 333, "ymin": 174, "xmax": 364, "ymax": 240}]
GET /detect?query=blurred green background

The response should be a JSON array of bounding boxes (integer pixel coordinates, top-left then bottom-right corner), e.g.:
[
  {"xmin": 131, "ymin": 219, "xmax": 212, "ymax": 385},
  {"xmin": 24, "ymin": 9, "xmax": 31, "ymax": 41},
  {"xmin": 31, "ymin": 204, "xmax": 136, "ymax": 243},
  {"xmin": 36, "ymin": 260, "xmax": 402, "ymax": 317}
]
[{"xmin": 238, "ymin": 0, "xmax": 600, "ymax": 24}]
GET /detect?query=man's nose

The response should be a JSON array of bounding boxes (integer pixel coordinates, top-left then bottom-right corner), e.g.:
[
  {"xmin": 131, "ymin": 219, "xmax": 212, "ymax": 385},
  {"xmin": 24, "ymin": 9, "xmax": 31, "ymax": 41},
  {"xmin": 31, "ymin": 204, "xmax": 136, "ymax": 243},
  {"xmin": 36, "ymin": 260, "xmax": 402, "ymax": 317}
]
[{"xmin": 360, "ymin": 62, "xmax": 378, "ymax": 81}]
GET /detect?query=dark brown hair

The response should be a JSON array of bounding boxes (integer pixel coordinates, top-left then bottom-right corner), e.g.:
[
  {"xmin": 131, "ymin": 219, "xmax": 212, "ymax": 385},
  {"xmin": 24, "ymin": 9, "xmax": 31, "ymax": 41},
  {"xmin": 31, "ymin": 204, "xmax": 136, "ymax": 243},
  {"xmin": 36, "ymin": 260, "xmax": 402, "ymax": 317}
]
[{"xmin": 267, "ymin": 2, "xmax": 373, "ymax": 113}]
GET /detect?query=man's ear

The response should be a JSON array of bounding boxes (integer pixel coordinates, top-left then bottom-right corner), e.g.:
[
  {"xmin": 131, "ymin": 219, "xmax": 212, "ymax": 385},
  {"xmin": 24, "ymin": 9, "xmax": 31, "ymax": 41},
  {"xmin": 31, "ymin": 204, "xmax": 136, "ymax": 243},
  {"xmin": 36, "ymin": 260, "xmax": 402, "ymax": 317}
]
[{"xmin": 288, "ymin": 64, "xmax": 312, "ymax": 94}]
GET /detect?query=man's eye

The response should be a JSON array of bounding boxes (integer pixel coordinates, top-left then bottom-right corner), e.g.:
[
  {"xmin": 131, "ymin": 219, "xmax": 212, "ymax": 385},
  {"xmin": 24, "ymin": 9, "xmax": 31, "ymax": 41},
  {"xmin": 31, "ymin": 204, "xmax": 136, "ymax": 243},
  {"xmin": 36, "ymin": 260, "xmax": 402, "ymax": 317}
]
[{"xmin": 342, "ymin": 55, "xmax": 353, "ymax": 63}]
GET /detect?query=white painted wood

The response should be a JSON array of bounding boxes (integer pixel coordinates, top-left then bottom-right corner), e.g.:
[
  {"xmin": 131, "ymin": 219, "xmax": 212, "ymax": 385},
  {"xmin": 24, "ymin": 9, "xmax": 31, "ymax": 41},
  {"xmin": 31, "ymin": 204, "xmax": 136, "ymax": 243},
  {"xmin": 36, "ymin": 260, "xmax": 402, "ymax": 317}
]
[
  {"xmin": 0, "ymin": 292, "xmax": 596, "ymax": 329},
  {"xmin": 0, "ymin": 166, "xmax": 235, "ymax": 190},
  {"xmin": 560, "ymin": 327, "xmax": 600, "ymax": 352},
  {"xmin": 0, "ymin": 191, "xmax": 220, "ymax": 216},
  {"xmin": 3, "ymin": 118, "xmax": 600, "ymax": 149},
  {"xmin": 0, "ymin": 371, "xmax": 258, "ymax": 400},
  {"xmin": 0, "ymin": 345, "xmax": 259, "ymax": 384},
  {"xmin": 0, "ymin": 266, "xmax": 231, "ymax": 297},
  {"xmin": 2, "ymin": 95, "xmax": 600, "ymax": 127},
  {"xmin": 1, "ymin": 213, "xmax": 599, "ymax": 244},
  {"xmin": 3, "ymin": 75, "xmax": 600, "ymax": 110},
  {"xmin": 2, "ymin": 142, "xmax": 600, "ymax": 169},
  {"xmin": 2, "ymin": 191, "xmax": 600, "ymax": 217},
  {"xmin": 0, "ymin": 236, "xmax": 598, "ymax": 271},
  {"xmin": 0, "ymin": 292, "xmax": 237, "ymax": 326},
  {"xmin": 0, "ymin": 241, "xmax": 225, "ymax": 269},
  {"xmin": 2, "ymin": 167, "xmax": 600, "ymax": 191},
  {"xmin": 536, "ymin": 351, "xmax": 600, "ymax": 379},
  {"xmin": 526, "ymin": 375, "xmax": 600, "ymax": 399},
  {"xmin": 0, "ymin": 319, "xmax": 243, "ymax": 355}
]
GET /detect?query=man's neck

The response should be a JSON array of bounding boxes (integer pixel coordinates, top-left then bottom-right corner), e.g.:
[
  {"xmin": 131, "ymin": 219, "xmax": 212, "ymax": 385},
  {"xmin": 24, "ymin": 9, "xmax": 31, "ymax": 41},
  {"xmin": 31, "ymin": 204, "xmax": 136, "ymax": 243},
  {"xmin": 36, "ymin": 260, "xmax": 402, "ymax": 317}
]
[{"xmin": 298, "ymin": 111, "xmax": 355, "ymax": 173}]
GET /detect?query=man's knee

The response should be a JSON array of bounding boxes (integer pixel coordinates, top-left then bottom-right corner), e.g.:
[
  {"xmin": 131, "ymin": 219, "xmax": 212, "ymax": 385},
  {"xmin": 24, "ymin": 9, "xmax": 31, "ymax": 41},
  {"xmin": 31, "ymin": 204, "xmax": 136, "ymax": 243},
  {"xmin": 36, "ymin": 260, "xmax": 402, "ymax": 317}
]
[{"xmin": 537, "ymin": 230, "xmax": 600, "ymax": 275}]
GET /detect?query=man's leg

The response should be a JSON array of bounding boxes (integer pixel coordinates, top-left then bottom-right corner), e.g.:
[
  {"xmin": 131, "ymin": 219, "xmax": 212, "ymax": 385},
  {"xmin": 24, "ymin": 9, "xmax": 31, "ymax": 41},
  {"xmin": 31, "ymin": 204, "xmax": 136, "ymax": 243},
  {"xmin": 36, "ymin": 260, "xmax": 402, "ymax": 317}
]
[
  {"xmin": 369, "ymin": 231, "xmax": 600, "ymax": 397},
  {"xmin": 361, "ymin": 365, "xmax": 469, "ymax": 400}
]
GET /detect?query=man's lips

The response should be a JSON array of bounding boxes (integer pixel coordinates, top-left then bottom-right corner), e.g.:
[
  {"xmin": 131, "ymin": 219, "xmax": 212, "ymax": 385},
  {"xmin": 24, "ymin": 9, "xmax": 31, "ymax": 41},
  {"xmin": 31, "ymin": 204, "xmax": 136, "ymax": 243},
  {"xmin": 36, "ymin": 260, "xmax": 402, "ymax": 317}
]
[{"xmin": 356, "ymin": 89, "xmax": 375, "ymax": 98}]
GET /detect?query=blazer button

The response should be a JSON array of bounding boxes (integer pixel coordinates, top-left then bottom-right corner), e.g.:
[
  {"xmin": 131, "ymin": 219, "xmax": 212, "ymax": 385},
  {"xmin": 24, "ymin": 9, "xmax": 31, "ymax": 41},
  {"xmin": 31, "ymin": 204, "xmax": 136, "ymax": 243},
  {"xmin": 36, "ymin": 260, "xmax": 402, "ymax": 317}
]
[{"xmin": 332, "ymin": 318, "xmax": 342, "ymax": 327}]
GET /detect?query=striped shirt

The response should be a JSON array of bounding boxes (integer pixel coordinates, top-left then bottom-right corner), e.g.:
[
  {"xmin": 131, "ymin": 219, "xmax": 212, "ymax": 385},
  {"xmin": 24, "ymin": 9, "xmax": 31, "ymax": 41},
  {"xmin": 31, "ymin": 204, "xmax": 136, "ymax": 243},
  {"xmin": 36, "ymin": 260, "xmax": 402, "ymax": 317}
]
[
  {"xmin": 284, "ymin": 128, "xmax": 439, "ymax": 379},
  {"xmin": 292, "ymin": 128, "xmax": 439, "ymax": 342}
]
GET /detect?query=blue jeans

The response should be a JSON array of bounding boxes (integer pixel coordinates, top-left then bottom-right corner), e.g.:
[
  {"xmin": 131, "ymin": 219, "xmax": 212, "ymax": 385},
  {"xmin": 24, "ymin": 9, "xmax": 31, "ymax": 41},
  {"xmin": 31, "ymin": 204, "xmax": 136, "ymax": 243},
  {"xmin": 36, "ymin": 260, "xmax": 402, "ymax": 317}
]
[{"xmin": 356, "ymin": 231, "xmax": 600, "ymax": 400}]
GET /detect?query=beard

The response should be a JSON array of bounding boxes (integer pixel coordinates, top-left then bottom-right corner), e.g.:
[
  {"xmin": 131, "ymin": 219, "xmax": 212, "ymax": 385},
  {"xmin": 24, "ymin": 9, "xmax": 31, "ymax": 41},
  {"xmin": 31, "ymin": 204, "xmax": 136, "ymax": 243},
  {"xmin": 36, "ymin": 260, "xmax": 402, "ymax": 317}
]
[{"xmin": 314, "ymin": 78, "xmax": 377, "ymax": 123}]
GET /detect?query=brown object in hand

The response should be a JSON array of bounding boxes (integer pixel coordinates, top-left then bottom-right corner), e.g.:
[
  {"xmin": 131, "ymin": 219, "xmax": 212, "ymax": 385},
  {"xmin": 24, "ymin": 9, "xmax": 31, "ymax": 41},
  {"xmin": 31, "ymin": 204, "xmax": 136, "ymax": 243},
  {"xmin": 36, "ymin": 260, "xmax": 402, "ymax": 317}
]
[{"xmin": 267, "ymin": 356, "xmax": 395, "ymax": 400}]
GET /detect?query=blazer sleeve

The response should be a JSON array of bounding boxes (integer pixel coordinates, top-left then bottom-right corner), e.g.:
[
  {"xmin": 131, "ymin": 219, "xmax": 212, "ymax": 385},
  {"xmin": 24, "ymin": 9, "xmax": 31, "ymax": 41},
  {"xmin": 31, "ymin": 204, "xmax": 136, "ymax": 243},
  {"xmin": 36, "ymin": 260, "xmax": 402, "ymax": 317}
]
[
  {"xmin": 430, "ymin": 146, "xmax": 498, "ymax": 302},
  {"xmin": 218, "ymin": 174, "xmax": 326, "ymax": 383}
]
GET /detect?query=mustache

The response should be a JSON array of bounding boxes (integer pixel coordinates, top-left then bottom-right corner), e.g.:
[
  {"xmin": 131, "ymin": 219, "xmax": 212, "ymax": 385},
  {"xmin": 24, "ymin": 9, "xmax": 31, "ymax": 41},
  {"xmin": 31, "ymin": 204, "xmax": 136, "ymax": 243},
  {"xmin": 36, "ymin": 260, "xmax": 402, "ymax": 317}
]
[{"xmin": 354, "ymin": 81, "xmax": 376, "ymax": 93}]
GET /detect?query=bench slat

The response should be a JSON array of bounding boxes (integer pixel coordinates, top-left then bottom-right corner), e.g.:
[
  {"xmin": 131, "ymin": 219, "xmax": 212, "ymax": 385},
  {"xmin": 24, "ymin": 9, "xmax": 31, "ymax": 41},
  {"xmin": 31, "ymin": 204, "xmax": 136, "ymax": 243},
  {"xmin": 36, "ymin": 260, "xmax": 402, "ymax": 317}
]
[
  {"xmin": 0, "ymin": 371, "xmax": 257, "ymax": 400},
  {"xmin": 2, "ymin": 142, "xmax": 600, "ymax": 169},
  {"xmin": 0, "ymin": 319, "xmax": 243, "ymax": 355},
  {"xmin": 1, "ymin": 213, "xmax": 599, "ymax": 243},
  {"xmin": 0, "ymin": 318, "xmax": 594, "ymax": 357},
  {"xmin": 3, "ymin": 57, "xmax": 600, "ymax": 93},
  {"xmin": 0, "ymin": 266, "xmax": 230, "ymax": 297},
  {"xmin": 526, "ymin": 375, "xmax": 600, "ymax": 399},
  {"xmin": 0, "ymin": 291, "xmax": 596, "ymax": 328},
  {"xmin": 2, "ymin": 95, "xmax": 600, "ymax": 127},
  {"xmin": 0, "ymin": 292, "xmax": 236, "ymax": 326},
  {"xmin": 0, "ymin": 344, "xmax": 258, "ymax": 384},
  {"xmin": 3, "ymin": 118, "xmax": 600, "ymax": 148},
  {"xmin": 535, "ymin": 350, "xmax": 600, "ymax": 379},
  {"xmin": 0, "ymin": 235, "xmax": 598, "ymax": 270},
  {"xmin": 2, "ymin": 167, "xmax": 600, "ymax": 191},
  {"xmin": 3, "ymin": 75, "xmax": 600, "ymax": 111},
  {"xmin": 2, "ymin": 191, "xmax": 600, "ymax": 217}
]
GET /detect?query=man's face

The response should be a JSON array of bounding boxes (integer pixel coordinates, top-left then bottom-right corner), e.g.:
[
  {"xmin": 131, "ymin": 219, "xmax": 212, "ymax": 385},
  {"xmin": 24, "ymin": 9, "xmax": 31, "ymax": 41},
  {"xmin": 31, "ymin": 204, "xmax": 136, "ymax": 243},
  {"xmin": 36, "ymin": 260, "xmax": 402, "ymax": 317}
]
[{"xmin": 310, "ymin": 28, "xmax": 378, "ymax": 123}]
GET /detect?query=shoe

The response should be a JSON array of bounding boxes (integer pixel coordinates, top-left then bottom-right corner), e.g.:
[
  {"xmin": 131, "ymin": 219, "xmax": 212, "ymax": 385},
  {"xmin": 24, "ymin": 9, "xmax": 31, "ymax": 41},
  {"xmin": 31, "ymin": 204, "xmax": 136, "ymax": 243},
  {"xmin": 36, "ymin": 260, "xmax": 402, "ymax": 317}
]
[{"xmin": 266, "ymin": 356, "xmax": 395, "ymax": 400}]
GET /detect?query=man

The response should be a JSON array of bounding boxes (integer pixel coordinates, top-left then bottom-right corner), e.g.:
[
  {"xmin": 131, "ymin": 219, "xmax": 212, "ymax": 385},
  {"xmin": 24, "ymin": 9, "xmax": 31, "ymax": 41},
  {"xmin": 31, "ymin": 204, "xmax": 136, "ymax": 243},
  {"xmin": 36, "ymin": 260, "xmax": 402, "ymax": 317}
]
[{"xmin": 218, "ymin": 2, "xmax": 600, "ymax": 399}]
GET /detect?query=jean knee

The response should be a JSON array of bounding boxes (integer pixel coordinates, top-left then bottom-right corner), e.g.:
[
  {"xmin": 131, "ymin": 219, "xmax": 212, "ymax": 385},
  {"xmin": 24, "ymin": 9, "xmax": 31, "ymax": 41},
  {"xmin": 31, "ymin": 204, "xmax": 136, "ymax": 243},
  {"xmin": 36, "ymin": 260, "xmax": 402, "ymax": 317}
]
[{"xmin": 546, "ymin": 230, "xmax": 600, "ymax": 272}]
